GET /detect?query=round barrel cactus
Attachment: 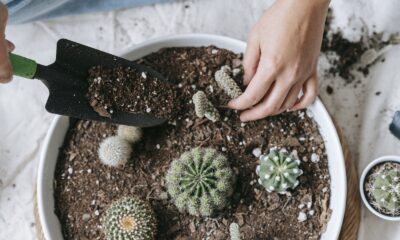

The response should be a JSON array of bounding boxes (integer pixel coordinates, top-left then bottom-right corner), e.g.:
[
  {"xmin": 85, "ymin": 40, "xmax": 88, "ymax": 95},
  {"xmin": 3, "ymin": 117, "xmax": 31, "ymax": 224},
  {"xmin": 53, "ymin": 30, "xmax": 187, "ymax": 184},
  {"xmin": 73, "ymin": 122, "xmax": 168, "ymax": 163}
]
[
  {"xmin": 103, "ymin": 197, "xmax": 157, "ymax": 240},
  {"xmin": 166, "ymin": 148, "xmax": 235, "ymax": 216},
  {"xmin": 368, "ymin": 167, "xmax": 400, "ymax": 215},
  {"xmin": 256, "ymin": 149, "xmax": 303, "ymax": 194}
]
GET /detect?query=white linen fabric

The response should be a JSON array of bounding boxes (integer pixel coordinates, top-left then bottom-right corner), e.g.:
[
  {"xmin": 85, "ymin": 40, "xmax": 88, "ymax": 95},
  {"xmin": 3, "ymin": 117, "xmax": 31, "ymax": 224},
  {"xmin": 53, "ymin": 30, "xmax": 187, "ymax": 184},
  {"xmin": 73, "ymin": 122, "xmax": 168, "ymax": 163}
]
[{"xmin": 0, "ymin": 0, "xmax": 400, "ymax": 239}]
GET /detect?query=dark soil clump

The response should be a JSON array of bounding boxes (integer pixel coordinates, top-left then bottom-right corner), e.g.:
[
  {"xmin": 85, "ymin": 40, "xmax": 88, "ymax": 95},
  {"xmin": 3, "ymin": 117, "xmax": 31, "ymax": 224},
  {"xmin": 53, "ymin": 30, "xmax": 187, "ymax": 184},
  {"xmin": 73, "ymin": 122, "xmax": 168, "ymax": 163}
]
[
  {"xmin": 321, "ymin": 8, "xmax": 399, "ymax": 84},
  {"xmin": 87, "ymin": 66, "xmax": 176, "ymax": 119},
  {"xmin": 55, "ymin": 46, "xmax": 331, "ymax": 240}
]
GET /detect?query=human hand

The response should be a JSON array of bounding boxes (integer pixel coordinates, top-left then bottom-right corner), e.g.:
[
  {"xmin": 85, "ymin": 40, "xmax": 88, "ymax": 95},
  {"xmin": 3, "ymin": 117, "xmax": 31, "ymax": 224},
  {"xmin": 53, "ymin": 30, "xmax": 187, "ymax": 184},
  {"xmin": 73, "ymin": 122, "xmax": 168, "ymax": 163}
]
[
  {"xmin": 0, "ymin": 3, "xmax": 15, "ymax": 83},
  {"xmin": 229, "ymin": 0, "xmax": 330, "ymax": 121}
]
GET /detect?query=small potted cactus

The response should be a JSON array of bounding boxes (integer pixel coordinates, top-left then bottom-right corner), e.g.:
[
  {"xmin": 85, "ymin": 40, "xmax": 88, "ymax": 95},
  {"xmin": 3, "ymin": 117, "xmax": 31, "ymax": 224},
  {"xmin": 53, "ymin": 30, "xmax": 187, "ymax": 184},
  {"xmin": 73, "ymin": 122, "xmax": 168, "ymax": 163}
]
[{"xmin": 360, "ymin": 155, "xmax": 400, "ymax": 221}]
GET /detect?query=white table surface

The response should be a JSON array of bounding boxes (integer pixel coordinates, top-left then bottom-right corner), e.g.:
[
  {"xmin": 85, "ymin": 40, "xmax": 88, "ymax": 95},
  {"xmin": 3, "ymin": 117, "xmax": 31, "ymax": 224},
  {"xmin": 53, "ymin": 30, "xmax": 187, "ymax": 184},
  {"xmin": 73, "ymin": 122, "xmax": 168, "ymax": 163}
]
[{"xmin": 1, "ymin": 0, "xmax": 400, "ymax": 239}]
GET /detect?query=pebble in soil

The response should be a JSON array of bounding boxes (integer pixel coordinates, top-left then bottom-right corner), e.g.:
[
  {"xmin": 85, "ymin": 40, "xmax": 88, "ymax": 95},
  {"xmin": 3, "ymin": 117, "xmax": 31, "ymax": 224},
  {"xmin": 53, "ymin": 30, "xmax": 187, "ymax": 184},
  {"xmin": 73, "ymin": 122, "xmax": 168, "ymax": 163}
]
[{"xmin": 54, "ymin": 46, "xmax": 331, "ymax": 240}]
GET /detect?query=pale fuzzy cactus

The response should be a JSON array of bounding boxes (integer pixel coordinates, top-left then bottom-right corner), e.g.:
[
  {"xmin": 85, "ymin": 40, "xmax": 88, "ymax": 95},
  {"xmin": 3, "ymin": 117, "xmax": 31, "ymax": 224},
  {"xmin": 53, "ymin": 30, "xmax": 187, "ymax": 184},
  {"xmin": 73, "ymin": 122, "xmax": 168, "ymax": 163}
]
[
  {"xmin": 366, "ymin": 165, "xmax": 400, "ymax": 215},
  {"xmin": 229, "ymin": 222, "xmax": 241, "ymax": 240},
  {"xmin": 98, "ymin": 136, "xmax": 132, "ymax": 167},
  {"xmin": 215, "ymin": 65, "xmax": 242, "ymax": 99},
  {"xmin": 166, "ymin": 148, "xmax": 235, "ymax": 216},
  {"xmin": 117, "ymin": 125, "xmax": 143, "ymax": 143},
  {"xmin": 256, "ymin": 149, "xmax": 303, "ymax": 194},
  {"xmin": 192, "ymin": 91, "xmax": 220, "ymax": 122},
  {"xmin": 103, "ymin": 197, "xmax": 157, "ymax": 240}
]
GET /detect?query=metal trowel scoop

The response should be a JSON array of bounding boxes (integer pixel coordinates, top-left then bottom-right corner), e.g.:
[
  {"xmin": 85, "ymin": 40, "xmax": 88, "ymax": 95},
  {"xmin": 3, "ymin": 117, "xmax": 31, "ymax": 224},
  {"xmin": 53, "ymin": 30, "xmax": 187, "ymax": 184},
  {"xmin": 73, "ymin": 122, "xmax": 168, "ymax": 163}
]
[{"xmin": 9, "ymin": 39, "xmax": 167, "ymax": 127}]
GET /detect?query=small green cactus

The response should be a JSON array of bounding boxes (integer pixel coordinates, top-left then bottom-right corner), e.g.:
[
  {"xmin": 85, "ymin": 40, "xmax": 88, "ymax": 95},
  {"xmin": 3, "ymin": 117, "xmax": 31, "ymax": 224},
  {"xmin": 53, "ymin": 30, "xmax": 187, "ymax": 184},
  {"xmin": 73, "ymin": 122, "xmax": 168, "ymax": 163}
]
[
  {"xmin": 166, "ymin": 148, "xmax": 234, "ymax": 216},
  {"xmin": 256, "ymin": 149, "xmax": 303, "ymax": 194},
  {"xmin": 103, "ymin": 197, "xmax": 157, "ymax": 240},
  {"xmin": 367, "ymin": 165, "xmax": 400, "ymax": 215},
  {"xmin": 98, "ymin": 136, "xmax": 132, "ymax": 167},
  {"xmin": 192, "ymin": 91, "xmax": 220, "ymax": 122},
  {"xmin": 214, "ymin": 65, "xmax": 242, "ymax": 99},
  {"xmin": 229, "ymin": 222, "xmax": 241, "ymax": 240},
  {"xmin": 117, "ymin": 125, "xmax": 143, "ymax": 143}
]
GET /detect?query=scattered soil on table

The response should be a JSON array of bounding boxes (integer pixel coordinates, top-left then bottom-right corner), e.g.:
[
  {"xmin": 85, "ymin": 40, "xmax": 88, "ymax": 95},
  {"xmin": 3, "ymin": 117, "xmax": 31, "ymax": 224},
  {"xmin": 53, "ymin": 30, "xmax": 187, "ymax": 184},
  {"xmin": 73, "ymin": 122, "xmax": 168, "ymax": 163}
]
[
  {"xmin": 87, "ymin": 66, "xmax": 176, "ymax": 119},
  {"xmin": 54, "ymin": 47, "xmax": 331, "ymax": 240},
  {"xmin": 321, "ymin": 8, "xmax": 400, "ymax": 84},
  {"xmin": 364, "ymin": 162, "xmax": 400, "ymax": 217}
]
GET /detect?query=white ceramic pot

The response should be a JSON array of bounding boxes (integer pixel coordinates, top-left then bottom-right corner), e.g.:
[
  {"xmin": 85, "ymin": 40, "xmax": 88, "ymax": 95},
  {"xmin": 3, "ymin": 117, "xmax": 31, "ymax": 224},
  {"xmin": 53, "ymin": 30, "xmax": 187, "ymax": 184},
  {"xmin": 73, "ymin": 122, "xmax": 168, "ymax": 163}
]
[
  {"xmin": 37, "ymin": 34, "xmax": 347, "ymax": 240},
  {"xmin": 359, "ymin": 155, "xmax": 400, "ymax": 221}
]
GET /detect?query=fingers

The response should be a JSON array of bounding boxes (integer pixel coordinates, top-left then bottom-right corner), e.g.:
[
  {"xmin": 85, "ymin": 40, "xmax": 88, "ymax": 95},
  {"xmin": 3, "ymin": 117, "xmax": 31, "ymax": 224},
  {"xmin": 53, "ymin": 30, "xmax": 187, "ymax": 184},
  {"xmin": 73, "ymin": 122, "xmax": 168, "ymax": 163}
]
[
  {"xmin": 239, "ymin": 79, "xmax": 291, "ymax": 122},
  {"xmin": 228, "ymin": 58, "xmax": 275, "ymax": 110},
  {"xmin": 6, "ymin": 40, "xmax": 14, "ymax": 51},
  {"xmin": 0, "ymin": 4, "xmax": 12, "ymax": 83},
  {"xmin": 291, "ymin": 73, "xmax": 318, "ymax": 111},
  {"xmin": 243, "ymin": 33, "xmax": 261, "ymax": 85},
  {"xmin": 0, "ymin": 40, "xmax": 13, "ymax": 83},
  {"xmin": 279, "ymin": 81, "xmax": 303, "ymax": 112}
]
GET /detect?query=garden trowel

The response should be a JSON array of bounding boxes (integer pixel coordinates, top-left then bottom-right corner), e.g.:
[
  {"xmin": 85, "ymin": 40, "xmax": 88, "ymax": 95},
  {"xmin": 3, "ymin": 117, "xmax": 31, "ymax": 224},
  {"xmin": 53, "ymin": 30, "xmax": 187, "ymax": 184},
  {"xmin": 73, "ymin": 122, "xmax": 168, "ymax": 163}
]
[{"xmin": 9, "ymin": 39, "xmax": 167, "ymax": 127}]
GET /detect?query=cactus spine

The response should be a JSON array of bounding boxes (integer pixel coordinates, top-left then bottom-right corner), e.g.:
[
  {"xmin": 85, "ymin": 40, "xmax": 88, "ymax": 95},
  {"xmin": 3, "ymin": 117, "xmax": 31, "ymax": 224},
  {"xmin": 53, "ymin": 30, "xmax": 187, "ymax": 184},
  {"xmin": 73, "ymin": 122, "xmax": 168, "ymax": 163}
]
[
  {"xmin": 166, "ymin": 148, "xmax": 234, "ymax": 216},
  {"xmin": 256, "ymin": 149, "xmax": 303, "ymax": 194}
]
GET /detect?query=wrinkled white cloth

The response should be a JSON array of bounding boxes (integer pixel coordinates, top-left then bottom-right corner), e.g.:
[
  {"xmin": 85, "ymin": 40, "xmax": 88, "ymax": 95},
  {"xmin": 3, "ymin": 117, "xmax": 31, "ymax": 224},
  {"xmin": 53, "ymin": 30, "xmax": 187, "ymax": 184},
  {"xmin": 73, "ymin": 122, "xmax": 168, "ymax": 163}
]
[{"xmin": 0, "ymin": 0, "xmax": 399, "ymax": 239}]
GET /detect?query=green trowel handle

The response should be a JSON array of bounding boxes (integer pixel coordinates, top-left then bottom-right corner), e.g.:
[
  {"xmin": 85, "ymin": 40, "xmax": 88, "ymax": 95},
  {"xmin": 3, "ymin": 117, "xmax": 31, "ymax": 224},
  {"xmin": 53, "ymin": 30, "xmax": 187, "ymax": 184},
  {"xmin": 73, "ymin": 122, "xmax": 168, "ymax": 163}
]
[{"xmin": 9, "ymin": 53, "xmax": 37, "ymax": 79}]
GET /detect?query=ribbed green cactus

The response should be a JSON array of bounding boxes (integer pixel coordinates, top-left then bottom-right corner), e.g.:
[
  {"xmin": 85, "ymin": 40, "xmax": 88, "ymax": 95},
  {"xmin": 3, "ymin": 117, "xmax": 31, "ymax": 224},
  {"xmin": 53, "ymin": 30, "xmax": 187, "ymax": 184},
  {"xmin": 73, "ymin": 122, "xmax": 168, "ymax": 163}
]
[
  {"xmin": 192, "ymin": 91, "xmax": 220, "ymax": 122},
  {"xmin": 368, "ymin": 167, "xmax": 400, "ymax": 215},
  {"xmin": 214, "ymin": 65, "xmax": 242, "ymax": 99},
  {"xmin": 103, "ymin": 197, "xmax": 157, "ymax": 240},
  {"xmin": 256, "ymin": 149, "xmax": 303, "ymax": 194},
  {"xmin": 166, "ymin": 148, "xmax": 234, "ymax": 216}
]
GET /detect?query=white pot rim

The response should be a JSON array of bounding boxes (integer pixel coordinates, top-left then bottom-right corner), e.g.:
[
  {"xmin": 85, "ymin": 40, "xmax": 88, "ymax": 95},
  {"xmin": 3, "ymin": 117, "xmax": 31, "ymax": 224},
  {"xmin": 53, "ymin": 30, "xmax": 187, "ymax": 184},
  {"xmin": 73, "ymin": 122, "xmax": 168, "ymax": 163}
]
[
  {"xmin": 359, "ymin": 155, "xmax": 400, "ymax": 221},
  {"xmin": 37, "ymin": 33, "xmax": 347, "ymax": 240}
]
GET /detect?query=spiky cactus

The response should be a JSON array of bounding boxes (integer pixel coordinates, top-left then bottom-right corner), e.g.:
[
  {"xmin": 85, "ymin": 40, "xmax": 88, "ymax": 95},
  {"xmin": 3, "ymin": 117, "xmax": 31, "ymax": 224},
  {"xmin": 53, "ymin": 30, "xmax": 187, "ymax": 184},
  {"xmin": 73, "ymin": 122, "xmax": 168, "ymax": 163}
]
[
  {"xmin": 366, "ymin": 165, "xmax": 400, "ymax": 215},
  {"xmin": 192, "ymin": 91, "xmax": 220, "ymax": 122},
  {"xmin": 229, "ymin": 222, "xmax": 241, "ymax": 240},
  {"xmin": 117, "ymin": 125, "xmax": 143, "ymax": 143},
  {"xmin": 256, "ymin": 149, "xmax": 303, "ymax": 194},
  {"xmin": 98, "ymin": 136, "xmax": 132, "ymax": 167},
  {"xmin": 214, "ymin": 65, "xmax": 242, "ymax": 99},
  {"xmin": 166, "ymin": 148, "xmax": 234, "ymax": 216},
  {"xmin": 103, "ymin": 197, "xmax": 157, "ymax": 240}
]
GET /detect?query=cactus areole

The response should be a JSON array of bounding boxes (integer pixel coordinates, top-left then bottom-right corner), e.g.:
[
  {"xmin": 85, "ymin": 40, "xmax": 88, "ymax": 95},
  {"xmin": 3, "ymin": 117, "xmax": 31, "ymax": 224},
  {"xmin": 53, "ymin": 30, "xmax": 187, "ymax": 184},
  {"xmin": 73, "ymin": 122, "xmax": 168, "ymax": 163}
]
[
  {"xmin": 166, "ymin": 148, "xmax": 235, "ymax": 216},
  {"xmin": 256, "ymin": 149, "xmax": 303, "ymax": 194}
]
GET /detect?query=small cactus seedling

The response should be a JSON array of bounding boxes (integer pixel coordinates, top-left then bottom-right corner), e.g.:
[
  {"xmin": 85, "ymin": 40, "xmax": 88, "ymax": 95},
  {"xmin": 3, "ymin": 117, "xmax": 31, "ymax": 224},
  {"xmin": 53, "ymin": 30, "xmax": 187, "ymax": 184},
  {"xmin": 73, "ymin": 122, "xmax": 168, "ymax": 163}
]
[
  {"xmin": 117, "ymin": 125, "xmax": 143, "ymax": 143},
  {"xmin": 366, "ymin": 164, "xmax": 400, "ymax": 215},
  {"xmin": 256, "ymin": 149, "xmax": 303, "ymax": 194},
  {"xmin": 192, "ymin": 91, "xmax": 220, "ymax": 122},
  {"xmin": 98, "ymin": 136, "xmax": 132, "ymax": 167},
  {"xmin": 103, "ymin": 197, "xmax": 157, "ymax": 240},
  {"xmin": 229, "ymin": 222, "xmax": 241, "ymax": 240},
  {"xmin": 166, "ymin": 148, "xmax": 234, "ymax": 216},
  {"xmin": 214, "ymin": 65, "xmax": 242, "ymax": 99}
]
